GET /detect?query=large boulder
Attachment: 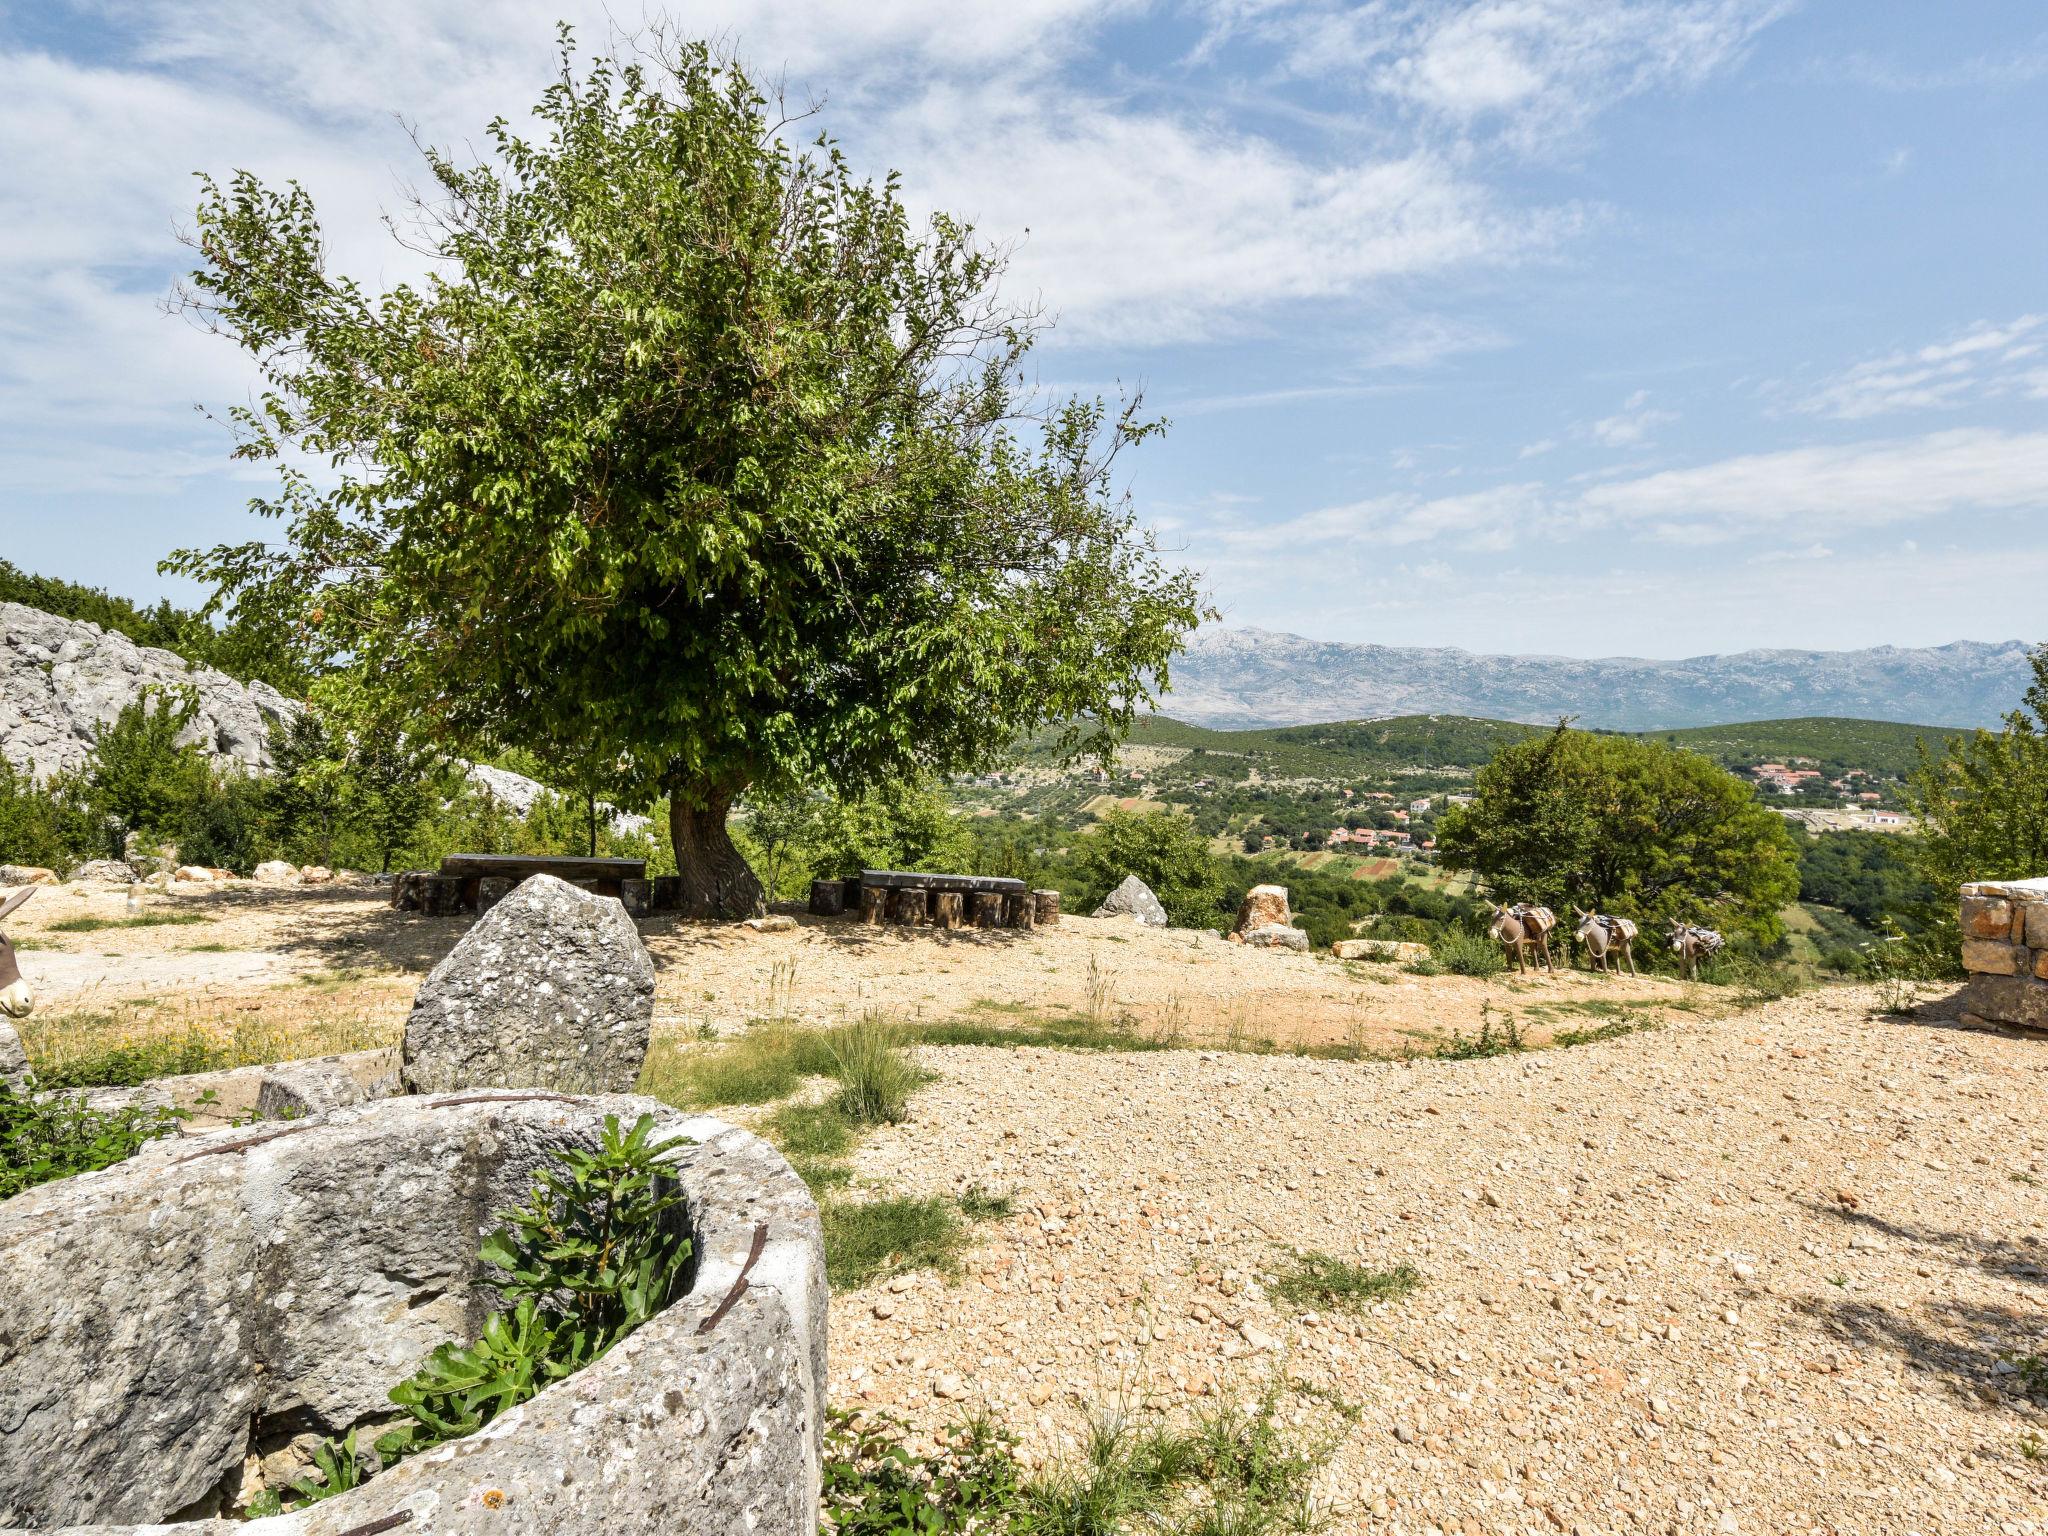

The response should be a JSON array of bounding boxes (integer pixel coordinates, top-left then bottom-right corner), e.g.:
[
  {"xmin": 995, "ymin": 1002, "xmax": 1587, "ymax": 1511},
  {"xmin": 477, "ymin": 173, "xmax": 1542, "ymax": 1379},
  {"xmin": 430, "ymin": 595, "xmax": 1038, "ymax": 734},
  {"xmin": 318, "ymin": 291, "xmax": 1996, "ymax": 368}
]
[
  {"xmin": 69, "ymin": 858, "xmax": 138, "ymax": 883},
  {"xmin": 0, "ymin": 865, "xmax": 58, "ymax": 886},
  {"xmin": 0, "ymin": 1019, "xmax": 28, "ymax": 1089},
  {"xmin": 0, "ymin": 1094, "xmax": 825, "ymax": 1533},
  {"xmin": 1093, "ymin": 874, "xmax": 1169, "ymax": 927},
  {"xmin": 402, "ymin": 873, "xmax": 655, "ymax": 1094},
  {"xmin": 253, "ymin": 859, "xmax": 300, "ymax": 884},
  {"xmin": 1234, "ymin": 883, "xmax": 1292, "ymax": 934}
]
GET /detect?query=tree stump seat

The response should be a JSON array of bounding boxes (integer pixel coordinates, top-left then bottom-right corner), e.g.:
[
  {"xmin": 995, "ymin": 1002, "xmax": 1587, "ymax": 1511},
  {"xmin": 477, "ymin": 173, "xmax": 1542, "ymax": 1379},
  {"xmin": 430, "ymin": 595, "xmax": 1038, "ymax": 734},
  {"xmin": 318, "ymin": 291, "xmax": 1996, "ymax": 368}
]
[{"xmin": 846, "ymin": 869, "xmax": 1028, "ymax": 927}]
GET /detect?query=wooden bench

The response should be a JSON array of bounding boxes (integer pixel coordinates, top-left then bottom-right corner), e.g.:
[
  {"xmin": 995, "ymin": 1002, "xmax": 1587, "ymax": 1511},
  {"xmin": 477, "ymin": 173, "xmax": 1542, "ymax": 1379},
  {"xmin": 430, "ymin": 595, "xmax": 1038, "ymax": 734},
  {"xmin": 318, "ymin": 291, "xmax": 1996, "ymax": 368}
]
[
  {"xmin": 393, "ymin": 854, "xmax": 651, "ymax": 916},
  {"xmin": 806, "ymin": 869, "xmax": 1057, "ymax": 931}
]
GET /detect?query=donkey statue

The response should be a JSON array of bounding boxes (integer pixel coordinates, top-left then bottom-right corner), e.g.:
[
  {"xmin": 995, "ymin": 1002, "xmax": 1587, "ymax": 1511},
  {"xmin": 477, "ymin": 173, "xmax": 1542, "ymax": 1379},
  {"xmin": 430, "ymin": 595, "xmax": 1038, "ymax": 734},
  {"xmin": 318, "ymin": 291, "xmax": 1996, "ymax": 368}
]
[
  {"xmin": 1572, "ymin": 908, "xmax": 1639, "ymax": 975},
  {"xmin": 0, "ymin": 885, "xmax": 35, "ymax": 1021},
  {"xmin": 1667, "ymin": 920, "xmax": 1725, "ymax": 981},
  {"xmin": 1489, "ymin": 902, "xmax": 1557, "ymax": 974}
]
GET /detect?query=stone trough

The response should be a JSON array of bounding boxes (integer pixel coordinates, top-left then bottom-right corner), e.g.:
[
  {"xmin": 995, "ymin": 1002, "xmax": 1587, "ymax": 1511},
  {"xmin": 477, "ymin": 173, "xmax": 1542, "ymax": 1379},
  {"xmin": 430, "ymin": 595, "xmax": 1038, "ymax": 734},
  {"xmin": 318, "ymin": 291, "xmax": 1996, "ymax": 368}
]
[{"xmin": 0, "ymin": 1093, "xmax": 825, "ymax": 1534}]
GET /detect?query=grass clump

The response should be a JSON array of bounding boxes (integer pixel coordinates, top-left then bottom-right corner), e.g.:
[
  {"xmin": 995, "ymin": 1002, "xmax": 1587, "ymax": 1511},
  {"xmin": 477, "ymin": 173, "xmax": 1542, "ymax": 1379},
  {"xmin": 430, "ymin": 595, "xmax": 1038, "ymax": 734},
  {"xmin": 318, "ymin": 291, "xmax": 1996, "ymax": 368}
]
[
  {"xmin": 827, "ymin": 1016, "xmax": 926, "ymax": 1125},
  {"xmin": 958, "ymin": 1182, "xmax": 1014, "ymax": 1221},
  {"xmin": 822, "ymin": 1195, "xmax": 967, "ymax": 1289},
  {"xmin": 763, "ymin": 1099, "xmax": 857, "ymax": 1192},
  {"xmin": 0, "ymin": 1081, "xmax": 190, "ymax": 1198},
  {"xmin": 915, "ymin": 1013, "xmax": 1172, "ymax": 1054},
  {"xmin": 638, "ymin": 1024, "xmax": 836, "ymax": 1109},
  {"xmin": 47, "ymin": 911, "xmax": 213, "ymax": 933},
  {"xmin": 1270, "ymin": 1250, "xmax": 1424, "ymax": 1313}
]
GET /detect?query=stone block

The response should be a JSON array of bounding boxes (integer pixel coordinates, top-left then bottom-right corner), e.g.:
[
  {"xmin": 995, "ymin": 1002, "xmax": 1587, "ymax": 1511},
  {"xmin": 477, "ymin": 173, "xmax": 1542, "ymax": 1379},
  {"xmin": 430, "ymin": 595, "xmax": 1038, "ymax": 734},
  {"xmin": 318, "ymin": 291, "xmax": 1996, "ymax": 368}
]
[
  {"xmin": 1234, "ymin": 883, "xmax": 1292, "ymax": 934},
  {"xmin": 1961, "ymin": 895, "xmax": 2015, "ymax": 940},
  {"xmin": 1332, "ymin": 938, "xmax": 1431, "ymax": 963},
  {"xmin": 1243, "ymin": 923, "xmax": 1310, "ymax": 952},
  {"xmin": 1962, "ymin": 973, "xmax": 2048, "ymax": 1031},
  {"xmin": 403, "ymin": 874, "xmax": 654, "ymax": 1094},
  {"xmin": 476, "ymin": 874, "xmax": 515, "ymax": 914},
  {"xmin": 2036, "ymin": 949, "xmax": 2048, "ymax": 981},
  {"xmin": 0, "ymin": 1019, "xmax": 27, "ymax": 1090},
  {"xmin": 1962, "ymin": 939, "xmax": 2019, "ymax": 976},
  {"xmin": 2025, "ymin": 900, "xmax": 2048, "ymax": 949}
]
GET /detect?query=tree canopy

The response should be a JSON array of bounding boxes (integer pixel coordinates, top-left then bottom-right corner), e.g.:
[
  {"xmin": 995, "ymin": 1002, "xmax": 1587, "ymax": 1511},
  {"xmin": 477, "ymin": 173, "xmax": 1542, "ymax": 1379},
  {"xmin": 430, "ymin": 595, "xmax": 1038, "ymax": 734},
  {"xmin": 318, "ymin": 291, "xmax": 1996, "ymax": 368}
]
[
  {"xmin": 168, "ymin": 30, "xmax": 1202, "ymax": 914},
  {"xmin": 1901, "ymin": 643, "xmax": 2048, "ymax": 970},
  {"xmin": 1434, "ymin": 725, "xmax": 1800, "ymax": 944}
]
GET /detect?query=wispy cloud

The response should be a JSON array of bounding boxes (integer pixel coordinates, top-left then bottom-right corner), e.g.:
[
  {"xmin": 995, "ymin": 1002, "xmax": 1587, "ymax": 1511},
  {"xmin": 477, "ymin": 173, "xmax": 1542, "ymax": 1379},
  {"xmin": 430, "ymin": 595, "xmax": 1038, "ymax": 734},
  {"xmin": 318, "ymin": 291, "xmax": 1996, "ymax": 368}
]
[
  {"xmin": 1783, "ymin": 315, "xmax": 2048, "ymax": 420},
  {"xmin": 1587, "ymin": 389, "xmax": 1679, "ymax": 446}
]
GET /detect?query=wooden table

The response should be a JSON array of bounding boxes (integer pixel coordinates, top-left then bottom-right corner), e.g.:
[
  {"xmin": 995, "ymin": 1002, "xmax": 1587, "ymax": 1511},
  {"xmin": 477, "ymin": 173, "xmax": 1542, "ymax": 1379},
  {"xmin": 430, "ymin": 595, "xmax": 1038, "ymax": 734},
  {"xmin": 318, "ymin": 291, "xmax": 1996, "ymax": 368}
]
[{"xmin": 393, "ymin": 853, "xmax": 651, "ymax": 916}]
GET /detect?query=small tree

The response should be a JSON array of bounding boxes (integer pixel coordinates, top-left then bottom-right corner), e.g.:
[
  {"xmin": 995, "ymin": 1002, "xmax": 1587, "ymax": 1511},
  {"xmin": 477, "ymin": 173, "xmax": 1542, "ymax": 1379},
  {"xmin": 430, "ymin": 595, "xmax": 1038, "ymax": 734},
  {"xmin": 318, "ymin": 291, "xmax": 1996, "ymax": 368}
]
[
  {"xmin": 348, "ymin": 726, "xmax": 442, "ymax": 874},
  {"xmin": 1901, "ymin": 642, "xmax": 2048, "ymax": 971},
  {"xmin": 169, "ymin": 31, "xmax": 1201, "ymax": 916},
  {"xmin": 1435, "ymin": 724, "xmax": 1800, "ymax": 945},
  {"xmin": 262, "ymin": 710, "xmax": 349, "ymax": 865},
  {"xmin": 1071, "ymin": 809, "xmax": 1223, "ymax": 927},
  {"xmin": 84, "ymin": 688, "xmax": 210, "ymax": 859}
]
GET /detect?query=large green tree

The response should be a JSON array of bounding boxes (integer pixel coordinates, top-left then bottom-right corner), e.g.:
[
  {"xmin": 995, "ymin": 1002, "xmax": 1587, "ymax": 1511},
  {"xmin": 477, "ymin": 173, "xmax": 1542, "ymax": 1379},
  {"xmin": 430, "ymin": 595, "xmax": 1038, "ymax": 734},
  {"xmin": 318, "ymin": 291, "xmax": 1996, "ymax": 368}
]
[
  {"xmin": 168, "ymin": 31, "xmax": 1201, "ymax": 915},
  {"xmin": 1900, "ymin": 643, "xmax": 2048, "ymax": 970},
  {"xmin": 1434, "ymin": 725, "xmax": 1800, "ymax": 944}
]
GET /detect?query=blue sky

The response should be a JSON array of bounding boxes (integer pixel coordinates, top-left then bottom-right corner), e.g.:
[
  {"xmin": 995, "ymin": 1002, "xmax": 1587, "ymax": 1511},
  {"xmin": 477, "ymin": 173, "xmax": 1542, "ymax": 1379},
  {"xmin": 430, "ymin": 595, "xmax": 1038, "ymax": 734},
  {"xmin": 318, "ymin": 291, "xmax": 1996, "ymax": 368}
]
[{"xmin": 3, "ymin": 1, "xmax": 2045, "ymax": 657}]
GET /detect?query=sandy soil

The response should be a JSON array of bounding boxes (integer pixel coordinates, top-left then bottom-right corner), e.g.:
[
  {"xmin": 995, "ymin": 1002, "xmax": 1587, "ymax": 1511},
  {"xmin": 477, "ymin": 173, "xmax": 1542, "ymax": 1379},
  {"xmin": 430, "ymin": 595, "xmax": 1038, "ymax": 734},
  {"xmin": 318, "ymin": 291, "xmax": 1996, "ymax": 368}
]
[
  {"xmin": 11, "ymin": 882, "xmax": 1703, "ymax": 1055},
  {"xmin": 827, "ymin": 989, "xmax": 2048, "ymax": 1535}
]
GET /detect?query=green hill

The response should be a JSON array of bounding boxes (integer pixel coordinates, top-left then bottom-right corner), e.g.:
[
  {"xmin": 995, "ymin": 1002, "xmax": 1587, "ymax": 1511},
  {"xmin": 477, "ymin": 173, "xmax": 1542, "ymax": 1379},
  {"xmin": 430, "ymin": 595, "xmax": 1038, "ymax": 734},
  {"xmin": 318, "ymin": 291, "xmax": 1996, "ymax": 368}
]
[{"xmin": 1640, "ymin": 717, "xmax": 1967, "ymax": 780}]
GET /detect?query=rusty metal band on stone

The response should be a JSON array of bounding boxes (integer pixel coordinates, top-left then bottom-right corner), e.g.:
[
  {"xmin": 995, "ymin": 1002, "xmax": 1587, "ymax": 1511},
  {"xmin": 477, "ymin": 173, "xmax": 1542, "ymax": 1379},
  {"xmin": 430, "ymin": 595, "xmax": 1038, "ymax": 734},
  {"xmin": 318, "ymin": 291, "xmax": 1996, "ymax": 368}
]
[{"xmin": 697, "ymin": 1222, "xmax": 770, "ymax": 1335}]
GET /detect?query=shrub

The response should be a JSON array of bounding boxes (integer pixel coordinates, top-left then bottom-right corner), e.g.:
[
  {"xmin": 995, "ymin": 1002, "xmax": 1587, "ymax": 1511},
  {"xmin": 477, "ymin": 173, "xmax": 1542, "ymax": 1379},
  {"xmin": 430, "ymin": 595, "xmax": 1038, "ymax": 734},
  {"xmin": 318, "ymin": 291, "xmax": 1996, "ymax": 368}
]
[
  {"xmin": 1431, "ymin": 1007, "xmax": 1525, "ymax": 1059},
  {"xmin": 1435, "ymin": 925, "xmax": 1506, "ymax": 977},
  {"xmin": 368, "ymin": 1113, "xmax": 693, "ymax": 1472},
  {"xmin": 0, "ymin": 1082, "xmax": 189, "ymax": 1198}
]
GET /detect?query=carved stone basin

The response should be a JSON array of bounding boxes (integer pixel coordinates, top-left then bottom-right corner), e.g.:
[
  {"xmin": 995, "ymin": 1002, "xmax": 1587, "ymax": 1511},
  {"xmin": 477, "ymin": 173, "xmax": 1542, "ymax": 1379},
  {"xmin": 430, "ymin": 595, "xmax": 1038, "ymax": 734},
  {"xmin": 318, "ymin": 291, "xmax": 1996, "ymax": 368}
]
[{"xmin": 0, "ymin": 1093, "xmax": 824, "ymax": 1533}]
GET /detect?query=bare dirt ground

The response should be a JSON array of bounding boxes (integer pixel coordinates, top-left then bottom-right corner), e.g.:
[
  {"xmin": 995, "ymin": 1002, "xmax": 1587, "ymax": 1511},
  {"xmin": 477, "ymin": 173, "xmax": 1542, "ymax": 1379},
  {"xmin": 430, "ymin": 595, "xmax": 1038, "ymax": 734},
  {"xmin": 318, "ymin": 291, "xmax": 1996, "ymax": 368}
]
[
  {"xmin": 830, "ymin": 991, "xmax": 2048, "ymax": 1536},
  {"xmin": 12, "ymin": 884, "xmax": 2046, "ymax": 1532},
  {"xmin": 12, "ymin": 882, "xmax": 1703, "ymax": 1059}
]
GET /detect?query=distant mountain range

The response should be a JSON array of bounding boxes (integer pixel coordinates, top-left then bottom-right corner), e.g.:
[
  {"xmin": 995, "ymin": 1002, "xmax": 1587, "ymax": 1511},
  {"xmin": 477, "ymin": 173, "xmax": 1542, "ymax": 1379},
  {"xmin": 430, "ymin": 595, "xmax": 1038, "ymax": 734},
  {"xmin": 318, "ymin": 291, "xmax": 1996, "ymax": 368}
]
[{"xmin": 1161, "ymin": 628, "xmax": 2037, "ymax": 733}]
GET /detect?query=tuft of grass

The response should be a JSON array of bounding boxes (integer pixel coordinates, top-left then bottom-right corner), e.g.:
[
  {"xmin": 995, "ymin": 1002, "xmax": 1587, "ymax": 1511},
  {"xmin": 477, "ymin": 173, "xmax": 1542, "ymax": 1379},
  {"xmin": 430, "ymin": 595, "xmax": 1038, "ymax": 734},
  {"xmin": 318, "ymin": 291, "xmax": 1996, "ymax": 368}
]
[
  {"xmin": 1549, "ymin": 1012, "xmax": 1660, "ymax": 1049},
  {"xmin": 47, "ymin": 911, "xmax": 213, "ymax": 933},
  {"xmin": 1271, "ymin": 1250, "xmax": 1424, "ymax": 1313},
  {"xmin": 822, "ymin": 1195, "xmax": 967, "ymax": 1289},
  {"xmin": 638, "ymin": 1024, "xmax": 836, "ymax": 1109},
  {"xmin": 958, "ymin": 1183, "xmax": 1014, "ymax": 1221},
  {"xmin": 2005, "ymin": 1351, "xmax": 2048, "ymax": 1403},
  {"xmin": 915, "ymin": 1015, "xmax": 1171, "ymax": 1054},
  {"xmin": 762, "ymin": 1099, "xmax": 857, "ymax": 1193},
  {"xmin": 826, "ymin": 1016, "xmax": 926, "ymax": 1126}
]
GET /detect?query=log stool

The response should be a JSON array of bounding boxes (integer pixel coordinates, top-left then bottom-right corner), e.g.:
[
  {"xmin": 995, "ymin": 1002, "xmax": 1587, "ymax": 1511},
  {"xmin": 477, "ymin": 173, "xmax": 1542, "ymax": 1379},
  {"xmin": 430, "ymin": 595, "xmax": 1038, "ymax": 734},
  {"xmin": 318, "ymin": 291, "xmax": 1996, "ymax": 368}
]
[
  {"xmin": 1032, "ymin": 889, "xmax": 1061, "ymax": 925},
  {"xmin": 933, "ymin": 891, "xmax": 964, "ymax": 930},
  {"xmin": 860, "ymin": 885, "xmax": 888, "ymax": 926},
  {"xmin": 809, "ymin": 878, "xmax": 847, "ymax": 917},
  {"xmin": 971, "ymin": 891, "xmax": 1005, "ymax": 928},
  {"xmin": 476, "ymin": 875, "xmax": 515, "ymax": 915},
  {"xmin": 891, "ymin": 888, "xmax": 928, "ymax": 925},
  {"xmin": 1006, "ymin": 890, "xmax": 1036, "ymax": 930}
]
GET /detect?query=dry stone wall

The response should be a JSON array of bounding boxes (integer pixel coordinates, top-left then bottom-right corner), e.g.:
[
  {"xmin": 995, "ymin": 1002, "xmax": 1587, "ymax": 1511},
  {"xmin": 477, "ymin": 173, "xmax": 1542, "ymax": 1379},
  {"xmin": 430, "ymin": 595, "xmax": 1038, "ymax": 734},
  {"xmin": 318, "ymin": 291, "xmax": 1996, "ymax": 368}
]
[{"xmin": 1959, "ymin": 877, "xmax": 2048, "ymax": 1032}]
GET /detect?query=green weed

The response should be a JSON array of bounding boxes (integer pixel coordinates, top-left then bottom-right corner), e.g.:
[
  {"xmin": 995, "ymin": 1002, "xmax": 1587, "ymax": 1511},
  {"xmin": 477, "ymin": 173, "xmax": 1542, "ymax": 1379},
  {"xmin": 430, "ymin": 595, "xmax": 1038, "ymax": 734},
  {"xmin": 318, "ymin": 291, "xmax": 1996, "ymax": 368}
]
[
  {"xmin": 0, "ymin": 1081, "xmax": 190, "ymax": 1198},
  {"xmin": 1430, "ymin": 1005, "xmax": 1525, "ymax": 1060},
  {"xmin": 827, "ymin": 1016, "xmax": 925, "ymax": 1125},
  {"xmin": 1271, "ymin": 1250, "xmax": 1424, "ymax": 1312}
]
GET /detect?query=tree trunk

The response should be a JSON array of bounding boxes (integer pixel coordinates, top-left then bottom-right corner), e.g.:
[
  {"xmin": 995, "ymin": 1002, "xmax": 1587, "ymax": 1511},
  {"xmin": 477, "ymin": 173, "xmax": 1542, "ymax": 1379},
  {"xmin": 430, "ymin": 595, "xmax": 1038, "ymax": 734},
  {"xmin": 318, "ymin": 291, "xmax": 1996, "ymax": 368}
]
[{"xmin": 668, "ymin": 786, "xmax": 764, "ymax": 919}]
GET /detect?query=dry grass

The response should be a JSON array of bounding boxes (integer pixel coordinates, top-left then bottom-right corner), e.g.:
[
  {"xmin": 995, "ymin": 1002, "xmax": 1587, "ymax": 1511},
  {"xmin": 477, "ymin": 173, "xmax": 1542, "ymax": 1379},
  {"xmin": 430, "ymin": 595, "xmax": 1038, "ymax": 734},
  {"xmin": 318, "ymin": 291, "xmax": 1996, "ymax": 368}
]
[{"xmin": 18, "ymin": 987, "xmax": 404, "ymax": 1087}]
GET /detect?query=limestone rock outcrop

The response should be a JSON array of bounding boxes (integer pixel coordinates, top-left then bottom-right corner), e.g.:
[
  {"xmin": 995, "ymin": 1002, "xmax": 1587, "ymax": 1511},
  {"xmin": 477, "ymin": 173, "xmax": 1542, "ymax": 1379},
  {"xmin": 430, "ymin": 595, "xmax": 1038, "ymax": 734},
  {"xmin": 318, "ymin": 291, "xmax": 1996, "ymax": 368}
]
[
  {"xmin": 0, "ymin": 600, "xmax": 296, "ymax": 780},
  {"xmin": 1332, "ymin": 938, "xmax": 1431, "ymax": 964},
  {"xmin": 1093, "ymin": 874, "xmax": 1168, "ymax": 927},
  {"xmin": 402, "ymin": 873, "xmax": 655, "ymax": 1094},
  {"xmin": 0, "ymin": 1019, "xmax": 28, "ymax": 1088}
]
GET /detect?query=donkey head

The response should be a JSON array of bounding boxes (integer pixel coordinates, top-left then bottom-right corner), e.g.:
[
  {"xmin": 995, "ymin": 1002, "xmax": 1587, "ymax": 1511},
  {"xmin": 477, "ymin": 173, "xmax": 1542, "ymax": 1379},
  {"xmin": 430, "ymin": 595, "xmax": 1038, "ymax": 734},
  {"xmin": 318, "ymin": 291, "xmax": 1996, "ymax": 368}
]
[
  {"xmin": 1573, "ymin": 909, "xmax": 1604, "ymax": 944},
  {"xmin": 1488, "ymin": 904, "xmax": 1519, "ymax": 942},
  {"xmin": 0, "ymin": 885, "xmax": 37, "ymax": 1019}
]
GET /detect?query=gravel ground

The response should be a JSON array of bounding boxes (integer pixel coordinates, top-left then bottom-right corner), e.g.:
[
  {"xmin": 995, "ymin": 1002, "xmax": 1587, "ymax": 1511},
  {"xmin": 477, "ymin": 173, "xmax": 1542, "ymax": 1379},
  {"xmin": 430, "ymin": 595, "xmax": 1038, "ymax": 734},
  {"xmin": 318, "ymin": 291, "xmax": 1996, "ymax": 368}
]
[
  {"xmin": 8, "ymin": 883, "xmax": 1706, "ymax": 1054},
  {"xmin": 827, "ymin": 987, "xmax": 2048, "ymax": 1536}
]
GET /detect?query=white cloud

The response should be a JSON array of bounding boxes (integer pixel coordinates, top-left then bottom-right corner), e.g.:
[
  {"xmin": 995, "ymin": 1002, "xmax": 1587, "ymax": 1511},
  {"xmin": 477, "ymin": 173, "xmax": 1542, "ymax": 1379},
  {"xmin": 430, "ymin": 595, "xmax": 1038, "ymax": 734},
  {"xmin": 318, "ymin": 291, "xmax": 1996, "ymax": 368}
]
[
  {"xmin": 1578, "ymin": 427, "xmax": 2048, "ymax": 539},
  {"xmin": 1789, "ymin": 315, "xmax": 2048, "ymax": 419},
  {"xmin": 1587, "ymin": 388, "xmax": 1678, "ymax": 446},
  {"xmin": 1262, "ymin": 0, "xmax": 1790, "ymax": 152}
]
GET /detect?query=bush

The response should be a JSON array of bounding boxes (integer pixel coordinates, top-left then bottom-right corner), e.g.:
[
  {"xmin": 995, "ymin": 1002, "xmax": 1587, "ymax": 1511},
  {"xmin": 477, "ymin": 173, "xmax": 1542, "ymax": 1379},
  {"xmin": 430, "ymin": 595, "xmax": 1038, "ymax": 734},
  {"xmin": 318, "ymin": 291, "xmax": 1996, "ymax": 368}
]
[
  {"xmin": 1071, "ymin": 808, "xmax": 1225, "ymax": 927},
  {"xmin": 0, "ymin": 1082, "xmax": 189, "ymax": 1198},
  {"xmin": 1435, "ymin": 925, "xmax": 1506, "ymax": 977},
  {"xmin": 0, "ymin": 761, "xmax": 97, "ymax": 875}
]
